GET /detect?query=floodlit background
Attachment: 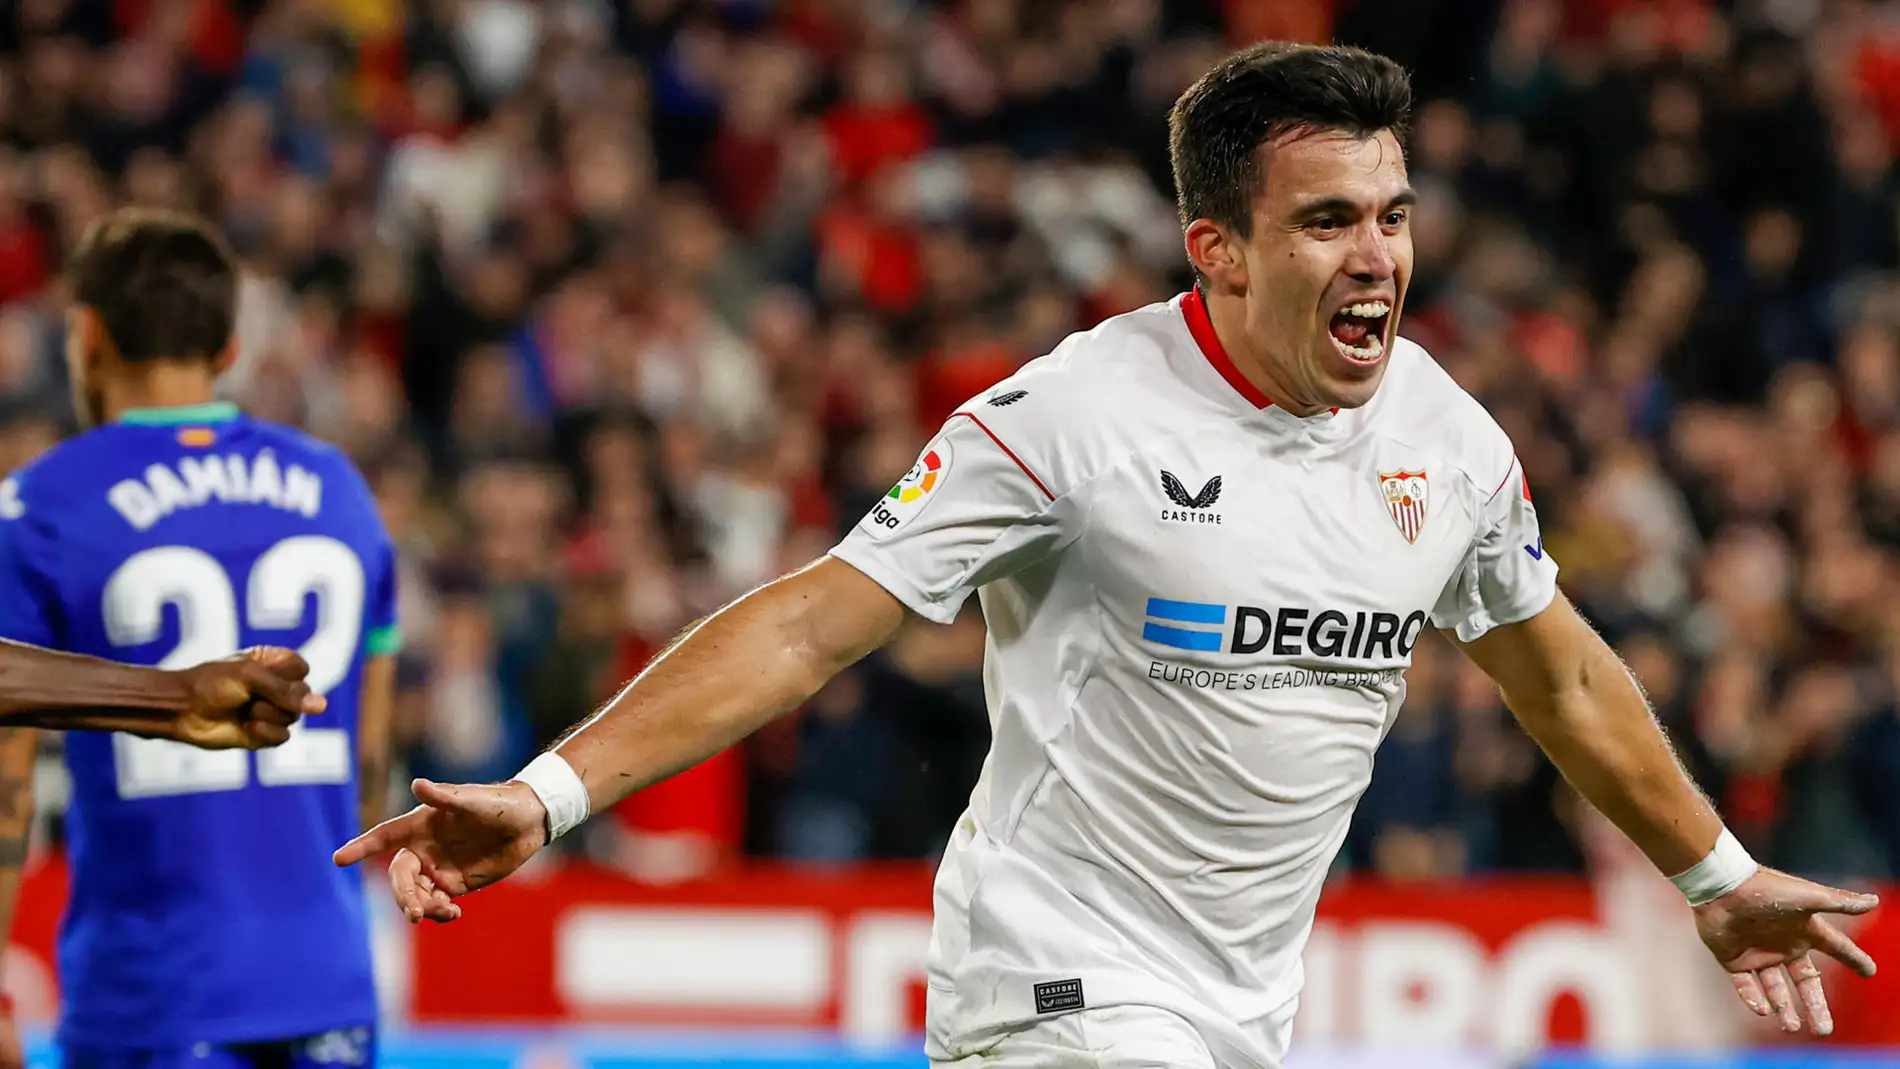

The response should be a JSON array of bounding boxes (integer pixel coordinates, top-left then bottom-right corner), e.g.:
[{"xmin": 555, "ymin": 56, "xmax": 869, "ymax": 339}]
[{"xmin": 0, "ymin": 0, "xmax": 1898, "ymax": 1065}]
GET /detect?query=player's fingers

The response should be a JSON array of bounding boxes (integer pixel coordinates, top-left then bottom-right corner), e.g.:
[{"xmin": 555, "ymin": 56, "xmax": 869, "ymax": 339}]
[
  {"xmin": 237, "ymin": 661, "xmax": 314, "ymax": 717},
  {"xmin": 279, "ymin": 681, "xmax": 317, "ymax": 717},
  {"xmin": 244, "ymin": 696, "xmax": 298, "ymax": 727},
  {"xmin": 1790, "ymin": 953, "xmax": 1832, "ymax": 1036},
  {"xmin": 412, "ymin": 777, "xmax": 492, "ymax": 816},
  {"xmin": 1782, "ymin": 878, "xmax": 1880, "ymax": 916},
  {"xmin": 413, "ymin": 871, "xmax": 457, "ymax": 922},
  {"xmin": 395, "ymin": 851, "xmax": 447, "ymax": 925},
  {"xmin": 333, "ymin": 807, "xmax": 427, "ymax": 866},
  {"xmin": 414, "ymin": 870, "xmax": 460, "ymax": 923},
  {"xmin": 1731, "ymin": 970, "xmax": 1770, "ymax": 1016},
  {"xmin": 1810, "ymin": 915, "xmax": 1879, "ymax": 978},
  {"xmin": 1760, "ymin": 965, "xmax": 1801, "ymax": 1033},
  {"xmin": 244, "ymin": 645, "xmax": 312, "ymax": 682},
  {"xmin": 388, "ymin": 849, "xmax": 428, "ymax": 923},
  {"xmin": 411, "ymin": 859, "xmax": 464, "ymax": 921},
  {"xmin": 244, "ymin": 720, "xmax": 291, "ymax": 748}
]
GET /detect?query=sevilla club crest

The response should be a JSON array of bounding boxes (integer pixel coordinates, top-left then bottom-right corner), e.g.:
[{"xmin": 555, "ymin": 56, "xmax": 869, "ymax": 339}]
[{"xmin": 1379, "ymin": 470, "xmax": 1429, "ymax": 543}]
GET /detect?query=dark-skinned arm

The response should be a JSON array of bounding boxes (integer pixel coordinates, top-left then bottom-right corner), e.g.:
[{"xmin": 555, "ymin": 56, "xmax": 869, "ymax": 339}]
[
  {"xmin": 0, "ymin": 640, "xmax": 197, "ymax": 733},
  {"xmin": 0, "ymin": 727, "xmax": 35, "ymax": 936},
  {"xmin": 0, "ymin": 726, "xmax": 34, "ymax": 1067},
  {"xmin": 0, "ymin": 641, "xmax": 321, "ymax": 745},
  {"xmin": 356, "ymin": 656, "xmax": 397, "ymax": 832}
]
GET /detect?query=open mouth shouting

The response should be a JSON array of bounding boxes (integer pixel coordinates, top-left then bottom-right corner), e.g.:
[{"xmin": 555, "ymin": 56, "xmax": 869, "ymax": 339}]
[{"xmin": 1328, "ymin": 299, "xmax": 1392, "ymax": 365}]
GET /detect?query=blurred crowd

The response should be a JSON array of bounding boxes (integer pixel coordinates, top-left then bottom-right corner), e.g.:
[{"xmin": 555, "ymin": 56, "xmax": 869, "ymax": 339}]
[{"xmin": 0, "ymin": 0, "xmax": 1897, "ymax": 884}]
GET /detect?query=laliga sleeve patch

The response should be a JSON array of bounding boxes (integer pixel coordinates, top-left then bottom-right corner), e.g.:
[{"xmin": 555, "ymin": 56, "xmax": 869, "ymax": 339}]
[{"xmin": 860, "ymin": 436, "xmax": 952, "ymax": 540}]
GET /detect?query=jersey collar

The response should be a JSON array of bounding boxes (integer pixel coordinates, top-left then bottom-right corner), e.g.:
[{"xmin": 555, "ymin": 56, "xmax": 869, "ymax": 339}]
[
  {"xmin": 1179, "ymin": 288, "xmax": 1341, "ymax": 418},
  {"xmin": 1182, "ymin": 286, "xmax": 1273, "ymax": 409},
  {"xmin": 117, "ymin": 401, "xmax": 242, "ymax": 426}
]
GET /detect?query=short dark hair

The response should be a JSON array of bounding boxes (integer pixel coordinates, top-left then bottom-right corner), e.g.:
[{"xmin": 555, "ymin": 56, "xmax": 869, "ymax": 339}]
[
  {"xmin": 1169, "ymin": 42, "xmax": 1413, "ymax": 235},
  {"xmin": 66, "ymin": 208, "xmax": 238, "ymax": 362}
]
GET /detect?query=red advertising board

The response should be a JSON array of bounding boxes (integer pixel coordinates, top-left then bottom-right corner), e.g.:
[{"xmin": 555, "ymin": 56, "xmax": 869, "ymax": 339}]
[{"xmin": 4, "ymin": 855, "xmax": 1895, "ymax": 1054}]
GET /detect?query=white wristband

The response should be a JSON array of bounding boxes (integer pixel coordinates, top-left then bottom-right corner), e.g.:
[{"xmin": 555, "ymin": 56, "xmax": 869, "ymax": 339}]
[
  {"xmin": 513, "ymin": 751, "xmax": 590, "ymax": 843},
  {"xmin": 1668, "ymin": 828, "xmax": 1759, "ymax": 906}
]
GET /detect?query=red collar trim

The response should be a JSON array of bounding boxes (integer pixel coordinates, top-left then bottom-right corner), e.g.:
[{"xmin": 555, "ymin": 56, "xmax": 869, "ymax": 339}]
[
  {"xmin": 1182, "ymin": 287, "xmax": 1273, "ymax": 409},
  {"xmin": 1180, "ymin": 288, "xmax": 1340, "ymax": 416}
]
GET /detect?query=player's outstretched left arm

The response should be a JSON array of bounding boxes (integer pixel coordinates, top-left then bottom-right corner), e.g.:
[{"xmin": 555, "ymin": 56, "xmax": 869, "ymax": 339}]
[
  {"xmin": 0, "ymin": 641, "xmax": 325, "ymax": 748},
  {"xmin": 1455, "ymin": 594, "xmax": 1879, "ymax": 1036}
]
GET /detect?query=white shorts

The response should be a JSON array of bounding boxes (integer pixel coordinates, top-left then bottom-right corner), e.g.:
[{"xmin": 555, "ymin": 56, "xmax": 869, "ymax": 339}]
[{"xmin": 932, "ymin": 1005, "xmax": 1217, "ymax": 1069}]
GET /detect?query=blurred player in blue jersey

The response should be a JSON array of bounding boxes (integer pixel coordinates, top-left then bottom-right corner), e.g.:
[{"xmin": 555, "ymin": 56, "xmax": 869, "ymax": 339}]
[{"xmin": 0, "ymin": 208, "xmax": 399, "ymax": 1069}]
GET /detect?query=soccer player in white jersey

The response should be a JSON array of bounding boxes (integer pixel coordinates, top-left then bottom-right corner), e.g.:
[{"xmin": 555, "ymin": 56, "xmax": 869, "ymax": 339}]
[{"xmin": 339, "ymin": 42, "xmax": 1879, "ymax": 1067}]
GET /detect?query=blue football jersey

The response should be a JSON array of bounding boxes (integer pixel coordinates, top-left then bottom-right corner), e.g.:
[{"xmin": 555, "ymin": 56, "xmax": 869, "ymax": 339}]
[{"xmin": 0, "ymin": 402, "xmax": 397, "ymax": 1048}]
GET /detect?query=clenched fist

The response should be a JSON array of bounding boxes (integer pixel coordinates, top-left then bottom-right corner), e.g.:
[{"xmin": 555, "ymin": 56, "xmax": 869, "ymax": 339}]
[{"xmin": 170, "ymin": 647, "xmax": 327, "ymax": 749}]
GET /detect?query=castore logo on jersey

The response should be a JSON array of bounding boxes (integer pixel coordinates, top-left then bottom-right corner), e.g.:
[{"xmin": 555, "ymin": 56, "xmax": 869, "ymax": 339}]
[{"xmin": 1159, "ymin": 470, "xmax": 1223, "ymax": 525}]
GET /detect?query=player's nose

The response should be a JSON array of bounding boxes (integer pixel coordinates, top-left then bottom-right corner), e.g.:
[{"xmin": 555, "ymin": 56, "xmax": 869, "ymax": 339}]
[{"xmin": 1343, "ymin": 226, "xmax": 1397, "ymax": 284}]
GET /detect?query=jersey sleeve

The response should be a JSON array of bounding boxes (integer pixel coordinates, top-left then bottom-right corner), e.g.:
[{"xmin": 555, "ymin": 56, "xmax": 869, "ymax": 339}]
[
  {"xmin": 335, "ymin": 455, "xmax": 400, "ymax": 657},
  {"xmin": 829, "ymin": 410, "xmax": 1081, "ymax": 624},
  {"xmin": 362, "ymin": 532, "xmax": 400, "ymax": 657},
  {"xmin": 1431, "ymin": 454, "xmax": 1559, "ymax": 642},
  {"xmin": 0, "ymin": 474, "xmax": 66, "ymax": 649}
]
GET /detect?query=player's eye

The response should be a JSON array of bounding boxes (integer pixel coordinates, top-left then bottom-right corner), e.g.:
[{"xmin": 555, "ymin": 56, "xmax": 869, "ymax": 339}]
[
  {"xmin": 1309, "ymin": 217, "xmax": 1343, "ymax": 234},
  {"xmin": 1382, "ymin": 210, "xmax": 1408, "ymax": 229}
]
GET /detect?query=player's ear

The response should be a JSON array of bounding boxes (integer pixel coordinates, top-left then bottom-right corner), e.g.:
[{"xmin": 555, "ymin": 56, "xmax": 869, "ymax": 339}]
[
  {"xmin": 210, "ymin": 338, "xmax": 237, "ymax": 376},
  {"xmin": 66, "ymin": 306, "xmax": 102, "ymax": 369},
  {"xmin": 1184, "ymin": 219, "xmax": 1248, "ymax": 291}
]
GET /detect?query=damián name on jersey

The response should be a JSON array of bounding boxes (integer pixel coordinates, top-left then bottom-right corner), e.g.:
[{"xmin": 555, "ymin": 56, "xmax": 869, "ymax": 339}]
[
  {"xmin": 1142, "ymin": 597, "xmax": 1429, "ymax": 659},
  {"xmin": 108, "ymin": 449, "xmax": 324, "ymax": 531}
]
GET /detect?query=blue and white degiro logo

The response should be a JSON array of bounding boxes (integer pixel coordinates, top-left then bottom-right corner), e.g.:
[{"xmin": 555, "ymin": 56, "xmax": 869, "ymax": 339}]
[
  {"xmin": 1142, "ymin": 598, "xmax": 1227, "ymax": 651},
  {"xmin": 1141, "ymin": 596, "xmax": 1428, "ymax": 660}
]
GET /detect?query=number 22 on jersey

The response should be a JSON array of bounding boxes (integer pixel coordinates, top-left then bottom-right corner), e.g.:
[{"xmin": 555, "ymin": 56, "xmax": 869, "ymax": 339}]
[{"xmin": 101, "ymin": 535, "xmax": 363, "ymax": 799}]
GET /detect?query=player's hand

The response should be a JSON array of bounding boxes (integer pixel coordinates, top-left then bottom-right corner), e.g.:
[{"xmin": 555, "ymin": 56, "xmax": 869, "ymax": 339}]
[
  {"xmin": 332, "ymin": 778, "xmax": 548, "ymax": 923},
  {"xmin": 1695, "ymin": 867, "xmax": 1880, "ymax": 1036},
  {"xmin": 172, "ymin": 646, "xmax": 327, "ymax": 750}
]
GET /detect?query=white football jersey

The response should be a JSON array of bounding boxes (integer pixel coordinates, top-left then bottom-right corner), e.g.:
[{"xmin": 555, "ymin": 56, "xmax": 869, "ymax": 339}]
[{"xmin": 828, "ymin": 290, "xmax": 1560, "ymax": 1069}]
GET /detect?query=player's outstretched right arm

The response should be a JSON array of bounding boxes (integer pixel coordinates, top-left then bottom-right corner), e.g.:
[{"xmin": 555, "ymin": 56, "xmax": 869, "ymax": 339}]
[
  {"xmin": 335, "ymin": 557, "xmax": 908, "ymax": 920},
  {"xmin": 0, "ymin": 641, "xmax": 325, "ymax": 747},
  {"xmin": 340, "ymin": 377, "xmax": 1086, "ymax": 920}
]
